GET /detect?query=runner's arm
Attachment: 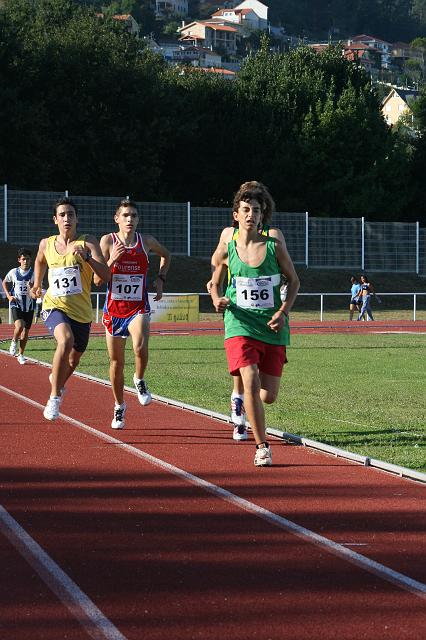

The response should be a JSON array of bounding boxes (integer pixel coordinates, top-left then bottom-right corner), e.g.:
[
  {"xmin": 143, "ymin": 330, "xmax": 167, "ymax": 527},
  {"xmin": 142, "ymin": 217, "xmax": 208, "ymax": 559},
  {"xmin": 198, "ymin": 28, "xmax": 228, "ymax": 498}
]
[
  {"xmin": 93, "ymin": 235, "xmax": 116, "ymax": 286},
  {"xmin": 2, "ymin": 274, "xmax": 15, "ymax": 303},
  {"xmin": 267, "ymin": 238, "xmax": 300, "ymax": 332},
  {"xmin": 78, "ymin": 235, "xmax": 110, "ymax": 283},
  {"xmin": 207, "ymin": 227, "xmax": 233, "ymax": 293},
  {"xmin": 144, "ymin": 234, "xmax": 171, "ymax": 301},
  {"xmin": 210, "ymin": 245, "xmax": 230, "ymax": 313},
  {"xmin": 31, "ymin": 238, "xmax": 48, "ymax": 299}
]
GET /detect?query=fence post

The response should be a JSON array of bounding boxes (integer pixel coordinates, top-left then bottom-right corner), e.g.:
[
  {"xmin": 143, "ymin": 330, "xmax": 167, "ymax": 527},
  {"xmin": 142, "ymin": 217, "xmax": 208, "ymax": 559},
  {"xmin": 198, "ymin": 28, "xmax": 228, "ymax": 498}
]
[
  {"xmin": 305, "ymin": 211, "xmax": 309, "ymax": 267},
  {"xmin": 416, "ymin": 221, "xmax": 419, "ymax": 275},
  {"xmin": 361, "ymin": 216, "xmax": 365, "ymax": 271},
  {"xmin": 413, "ymin": 294, "xmax": 417, "ymax": 322},
  {"xmin": 65, "ymin": 189, "xmax": 69, "ymax": 197},
  {"xmin": 4, "ymin": 184, "xmax": 7, "ymax": 243},
  {"xmin": 320, "ymin": 294, "xmax": 323, "ymax": 322},
  {"xmin": 187, "ymin": 201, "xmax": 191, "ymax": 257}
]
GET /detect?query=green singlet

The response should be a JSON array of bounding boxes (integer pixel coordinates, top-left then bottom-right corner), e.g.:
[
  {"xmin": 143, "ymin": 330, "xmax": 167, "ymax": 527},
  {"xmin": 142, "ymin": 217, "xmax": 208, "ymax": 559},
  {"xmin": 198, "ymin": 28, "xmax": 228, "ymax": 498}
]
[{"xmin": 224, "ymin": 237, "xmax": 290, "ymax": 346}]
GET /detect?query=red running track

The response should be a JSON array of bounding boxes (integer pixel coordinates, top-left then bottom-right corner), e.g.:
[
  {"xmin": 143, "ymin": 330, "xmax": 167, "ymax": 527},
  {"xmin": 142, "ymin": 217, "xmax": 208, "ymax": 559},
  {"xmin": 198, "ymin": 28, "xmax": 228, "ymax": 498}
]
[
  {"xmin": 0, "ymin": 318, "xmax": 426, "ymax": 342},
  {"xmin": 0, "ymin": 350, "xmax": 425, "ymax": 640}
]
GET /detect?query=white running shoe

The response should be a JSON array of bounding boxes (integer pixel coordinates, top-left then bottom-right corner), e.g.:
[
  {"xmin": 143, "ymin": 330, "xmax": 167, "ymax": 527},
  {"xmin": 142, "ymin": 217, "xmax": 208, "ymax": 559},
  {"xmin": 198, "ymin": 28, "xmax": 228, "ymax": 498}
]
[
  {"xmin": 233, "ymin": 425, "xmax": 248, "ymax": 441},
  {"xmin": 43, "ymin": 396, "xmax": 61, "ymax": 421},
  {"xmin": 231, "ymin": 396, "xmax": 246, "ymax": 427},
  {"xmin": 9, "ymin": 340, "xmax": 17, "ymax": 356},
  {"xmin": 254, "ymin": 444, "xmax": 272, "ymax": 467},
  {"xmin": 17, "ymin": 354, "xmax": 26, "ymax": 365},
  {"xmin": 49, "ymin": 373, "xmax": 66, "ymax": 399},
  {"xmin": 111, "ymin": 403, "xmax": 126, "ymax": 429},
  {"xmin": 133, "ymin": 374, "xmax": 152, "ymax": 406}
]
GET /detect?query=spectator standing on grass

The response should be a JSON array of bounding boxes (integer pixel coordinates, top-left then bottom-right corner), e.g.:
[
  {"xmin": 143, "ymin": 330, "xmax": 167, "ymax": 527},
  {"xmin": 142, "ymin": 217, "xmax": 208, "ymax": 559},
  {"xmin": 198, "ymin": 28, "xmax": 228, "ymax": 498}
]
[
  {"xmin": 349, "ymin": 275, "xmax": 362, "ymax": 320},
  {"xmin": 31, "ymin": 197, "xmax": 110, "ymax": 421},
  {"xmin": 357, "ymin": 274, "xmax": 376, "ymax": 321},
  {"xmin": 3, "ymin": 248, "xmax": 35, "ymax": 364},
  {"xmin": 94, "ymin": 199, "xmax": 171, "ymax": 430},
  {"xmin": 210, "ymin": 182, "xmax": 300, "ymax": 467},
  {"xmin": 207, "ymin": 181, "xmax": 288, "ymax": 441}
]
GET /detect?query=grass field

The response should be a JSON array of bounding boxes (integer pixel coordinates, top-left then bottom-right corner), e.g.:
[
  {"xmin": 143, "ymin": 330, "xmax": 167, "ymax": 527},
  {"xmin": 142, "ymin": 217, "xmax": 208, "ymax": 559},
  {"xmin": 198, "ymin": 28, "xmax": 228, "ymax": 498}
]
[{"xmin": 23, "ymin": 331, "xmax": 426, "ymax": 472}]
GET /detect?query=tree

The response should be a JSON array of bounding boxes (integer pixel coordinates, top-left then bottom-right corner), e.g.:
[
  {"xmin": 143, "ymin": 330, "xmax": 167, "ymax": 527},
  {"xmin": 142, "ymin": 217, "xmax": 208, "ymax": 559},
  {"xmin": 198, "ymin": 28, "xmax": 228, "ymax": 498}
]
[{"xmin": 0, "ymin": 0, "xmax": 169, "ymax": 196}]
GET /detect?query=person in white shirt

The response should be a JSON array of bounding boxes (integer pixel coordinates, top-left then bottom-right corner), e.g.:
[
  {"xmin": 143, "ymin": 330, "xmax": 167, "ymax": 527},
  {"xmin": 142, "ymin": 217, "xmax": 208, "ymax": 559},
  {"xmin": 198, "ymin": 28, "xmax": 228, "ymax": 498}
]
[{"xmin": 3, "ymin": 248, "xmax": 35, "ymax": 364}]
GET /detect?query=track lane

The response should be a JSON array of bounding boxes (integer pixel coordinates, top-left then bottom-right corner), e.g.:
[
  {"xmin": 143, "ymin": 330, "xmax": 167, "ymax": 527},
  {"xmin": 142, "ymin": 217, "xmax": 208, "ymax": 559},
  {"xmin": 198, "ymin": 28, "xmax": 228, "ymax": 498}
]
[{"xmin": 0, "ymin": 354, "xmax": 425, "ymax": 639}]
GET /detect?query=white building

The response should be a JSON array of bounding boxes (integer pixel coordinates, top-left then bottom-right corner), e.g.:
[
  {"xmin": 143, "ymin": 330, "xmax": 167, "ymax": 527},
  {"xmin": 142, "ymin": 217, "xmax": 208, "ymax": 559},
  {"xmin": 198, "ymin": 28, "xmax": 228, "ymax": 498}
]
[
  {"xmin": 211, "ymin": 0, "xmax": 269, "ymax": 32},
  {"xmin": 156, "ymin": 0, "xmax": 189, "ymax": 19}
]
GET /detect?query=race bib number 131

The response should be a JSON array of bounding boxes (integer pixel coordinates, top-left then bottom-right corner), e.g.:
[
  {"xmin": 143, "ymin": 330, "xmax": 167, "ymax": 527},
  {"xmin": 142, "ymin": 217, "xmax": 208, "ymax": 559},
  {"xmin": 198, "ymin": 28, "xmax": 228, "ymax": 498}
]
[{"xmin": 50, "ymin": 266, "xmax": 82, "ymax": 297}]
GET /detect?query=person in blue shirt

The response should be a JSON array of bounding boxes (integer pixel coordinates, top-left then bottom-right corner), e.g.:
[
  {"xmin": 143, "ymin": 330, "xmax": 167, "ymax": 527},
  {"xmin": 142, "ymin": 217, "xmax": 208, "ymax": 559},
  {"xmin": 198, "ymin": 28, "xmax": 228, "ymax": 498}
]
[
  {"xmin": 357, "ymin": 274, "xmax": 376, "ymax": 321},
  {"xmin": 349, "ymin": 275, "xmax": 362, "ymax": 320}
]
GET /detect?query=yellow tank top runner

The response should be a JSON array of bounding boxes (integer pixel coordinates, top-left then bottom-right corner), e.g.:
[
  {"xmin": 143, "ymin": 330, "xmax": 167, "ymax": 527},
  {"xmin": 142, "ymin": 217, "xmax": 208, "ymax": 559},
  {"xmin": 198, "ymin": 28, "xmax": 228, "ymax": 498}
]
[{"xmin": 42, "ymin": 235, "xmax": 93, "ymax": 323}]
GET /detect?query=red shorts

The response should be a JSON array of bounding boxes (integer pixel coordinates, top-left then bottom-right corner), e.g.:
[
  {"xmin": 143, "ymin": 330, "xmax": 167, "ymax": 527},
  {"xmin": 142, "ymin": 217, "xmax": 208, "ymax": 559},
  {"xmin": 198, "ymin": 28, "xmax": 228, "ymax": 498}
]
[{"xmin": 224, "ymin": 336, "xmax": 287, "ymax": 377}]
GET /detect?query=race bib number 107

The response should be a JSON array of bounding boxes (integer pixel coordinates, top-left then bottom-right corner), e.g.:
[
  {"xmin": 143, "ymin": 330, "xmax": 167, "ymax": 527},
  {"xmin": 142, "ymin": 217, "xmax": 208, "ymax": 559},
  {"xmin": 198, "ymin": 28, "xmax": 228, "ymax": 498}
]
[
  {"xmin": 111, "ymin": 274, "xmax": 143, "ymax": 301},
  {"xmin": 235, "ymin": 276, "xmax": 274, "ymax": 309}
]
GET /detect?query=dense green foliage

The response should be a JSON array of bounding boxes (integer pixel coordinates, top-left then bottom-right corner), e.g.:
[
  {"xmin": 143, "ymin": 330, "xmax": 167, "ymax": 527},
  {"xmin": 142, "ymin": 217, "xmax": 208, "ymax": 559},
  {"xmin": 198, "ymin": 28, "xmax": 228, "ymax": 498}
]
[
  {"xmin": 268, "ymin": 0, "xmax": 426, "ymax": 42},
  {"xmin": 0, "ymin": 0, "xmax": 425, "ymax": 223}
]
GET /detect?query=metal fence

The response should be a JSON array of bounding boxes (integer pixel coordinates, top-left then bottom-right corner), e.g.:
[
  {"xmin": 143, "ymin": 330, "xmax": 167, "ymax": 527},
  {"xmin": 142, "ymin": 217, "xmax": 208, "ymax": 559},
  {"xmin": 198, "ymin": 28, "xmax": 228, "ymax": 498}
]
[{"xmin": 1, "ymin": 186, "xmax": 424, "ymax": 274}]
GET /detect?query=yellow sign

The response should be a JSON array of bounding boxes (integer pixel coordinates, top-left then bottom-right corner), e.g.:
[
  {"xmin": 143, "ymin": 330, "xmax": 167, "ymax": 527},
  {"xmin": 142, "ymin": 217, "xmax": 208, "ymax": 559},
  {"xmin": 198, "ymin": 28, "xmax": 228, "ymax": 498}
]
[{"xmin": 148, "ymin": 294, "xmax": 199, "ymax": 323}]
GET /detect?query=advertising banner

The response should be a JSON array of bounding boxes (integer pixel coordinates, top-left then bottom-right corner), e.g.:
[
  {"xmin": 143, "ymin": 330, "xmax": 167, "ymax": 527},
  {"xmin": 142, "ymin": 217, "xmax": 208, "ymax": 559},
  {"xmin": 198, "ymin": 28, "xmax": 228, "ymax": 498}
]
[{"xmin": 148, "ymin": 294, "xmax": 199, "ymax": 322}]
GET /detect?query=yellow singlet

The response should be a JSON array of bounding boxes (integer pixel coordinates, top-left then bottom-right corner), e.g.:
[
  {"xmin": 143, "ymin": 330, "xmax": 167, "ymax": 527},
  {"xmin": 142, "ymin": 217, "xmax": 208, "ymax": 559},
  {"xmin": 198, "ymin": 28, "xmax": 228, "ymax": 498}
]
[{"xmin": 42, "ymin": 235, "xmax": 93, "ymax": 323}]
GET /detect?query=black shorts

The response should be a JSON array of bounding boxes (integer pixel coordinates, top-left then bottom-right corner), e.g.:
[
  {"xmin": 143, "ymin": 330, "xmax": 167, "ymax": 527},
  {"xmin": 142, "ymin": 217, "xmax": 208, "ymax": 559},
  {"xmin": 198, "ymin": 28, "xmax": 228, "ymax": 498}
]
[{"xmin": 11, "ymin": 307, "xmax": 34, "ymax": 328}]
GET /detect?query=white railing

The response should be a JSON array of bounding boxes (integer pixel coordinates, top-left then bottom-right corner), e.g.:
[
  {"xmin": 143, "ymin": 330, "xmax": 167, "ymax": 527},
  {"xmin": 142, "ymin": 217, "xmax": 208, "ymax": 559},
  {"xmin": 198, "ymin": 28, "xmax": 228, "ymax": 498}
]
[
  {"xmin": 296, "ymin": 292, "xmax": 426, "ymax": 322},
  {"xmin": 6, "ymin": 291, "xmax": 426, "ymax": 324}
]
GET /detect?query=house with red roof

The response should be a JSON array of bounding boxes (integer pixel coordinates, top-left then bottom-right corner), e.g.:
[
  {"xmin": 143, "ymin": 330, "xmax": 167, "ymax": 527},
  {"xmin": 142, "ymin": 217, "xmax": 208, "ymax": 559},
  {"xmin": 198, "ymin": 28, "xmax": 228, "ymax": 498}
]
[
  {"xmin": 349, "ymin": 35, "xmax": 393, "ymax": 68},
  {"xmin": 178, "ymin": 21, "xmax": 238, "ymax": 55}
]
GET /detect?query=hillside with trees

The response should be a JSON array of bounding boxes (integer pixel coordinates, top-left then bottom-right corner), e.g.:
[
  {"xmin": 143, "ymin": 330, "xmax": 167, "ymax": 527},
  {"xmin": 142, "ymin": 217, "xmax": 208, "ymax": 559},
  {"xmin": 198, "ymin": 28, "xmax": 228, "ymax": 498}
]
[
  {"xmin": 0, "ymin": 0, "xmax": 425, "ymax": 224},
  {"xmin": 267, "ymin": 0, "xmax": 426, "ymax": 42},
  {"xmin": 74, "ymin": 0, "xmax": 426, "ymax": 41}
]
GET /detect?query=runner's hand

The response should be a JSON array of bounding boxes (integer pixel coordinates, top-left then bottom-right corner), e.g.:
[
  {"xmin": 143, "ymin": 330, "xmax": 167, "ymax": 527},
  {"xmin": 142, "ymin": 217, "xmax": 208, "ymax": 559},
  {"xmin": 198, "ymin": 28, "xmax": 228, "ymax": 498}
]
[
  {"xmin": 153, "ymin": 277, "xmax": 163, "ymax": 302},
  {"xmin": 30, "ymin": 286, "xmax": 41, "ymax": 300},
  {"xmin": 213, "ymin": 296, "xmax": 230, "ymax": 313},
  {"xmin": 267, "ymin": 310, "xmax": 286, "ymax": 333},
  {"xmin": 109, "ymin": 241, "xmax": 126, "ymax": 264}
]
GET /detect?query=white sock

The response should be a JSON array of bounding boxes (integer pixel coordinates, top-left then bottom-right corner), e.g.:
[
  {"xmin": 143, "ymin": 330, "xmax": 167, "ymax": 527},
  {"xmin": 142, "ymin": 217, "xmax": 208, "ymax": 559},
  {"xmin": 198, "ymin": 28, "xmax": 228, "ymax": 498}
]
[{"xmin": 231, "ymin": 392, "xmax": 244, "ymax": 400}]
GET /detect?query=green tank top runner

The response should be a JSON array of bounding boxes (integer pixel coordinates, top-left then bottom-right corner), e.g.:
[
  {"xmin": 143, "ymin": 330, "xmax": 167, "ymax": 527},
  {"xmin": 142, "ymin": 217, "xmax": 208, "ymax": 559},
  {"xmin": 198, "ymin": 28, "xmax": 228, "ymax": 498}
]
[{"xmin": 224, "ymin": 237, "xmax": 290, "ymax": 346}]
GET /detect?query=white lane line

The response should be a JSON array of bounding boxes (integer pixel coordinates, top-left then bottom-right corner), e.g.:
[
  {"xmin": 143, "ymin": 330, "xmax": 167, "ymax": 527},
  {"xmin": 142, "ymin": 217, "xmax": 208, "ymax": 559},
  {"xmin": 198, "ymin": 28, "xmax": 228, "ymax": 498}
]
[
  {"xmin": 0, "ymin": 506, "xmax": 127, "ymax": 640},
  {"xmin": 1, "ymin": 384, "xmax": 426, "ymax": 603}
]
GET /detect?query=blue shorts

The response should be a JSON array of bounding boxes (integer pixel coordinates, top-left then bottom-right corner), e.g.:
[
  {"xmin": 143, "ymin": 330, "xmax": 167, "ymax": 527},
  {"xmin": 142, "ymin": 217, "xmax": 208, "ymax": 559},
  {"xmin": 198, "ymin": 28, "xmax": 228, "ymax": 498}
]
[
  {"xmin": 102, "ymin": 309, "xmax": 149, "ymax": 338},
  {"xmin": 42, "ymin": 309, "xmax": 91, "ymax": 353}
]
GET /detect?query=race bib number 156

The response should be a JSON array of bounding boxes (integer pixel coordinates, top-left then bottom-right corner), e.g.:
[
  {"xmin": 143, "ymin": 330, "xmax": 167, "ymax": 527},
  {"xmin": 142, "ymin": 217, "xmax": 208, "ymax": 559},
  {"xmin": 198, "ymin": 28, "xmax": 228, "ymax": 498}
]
[{"xmin": 236, "ymin": 276, "xmax": 274, "ymax": 309}]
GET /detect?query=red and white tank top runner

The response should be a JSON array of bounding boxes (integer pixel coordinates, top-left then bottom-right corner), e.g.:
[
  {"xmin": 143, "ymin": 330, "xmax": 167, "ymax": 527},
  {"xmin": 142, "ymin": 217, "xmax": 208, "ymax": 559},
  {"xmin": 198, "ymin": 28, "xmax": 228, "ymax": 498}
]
[{"xmin": 104, "ymin": 232, "xmax": 150, "ymax": 318}]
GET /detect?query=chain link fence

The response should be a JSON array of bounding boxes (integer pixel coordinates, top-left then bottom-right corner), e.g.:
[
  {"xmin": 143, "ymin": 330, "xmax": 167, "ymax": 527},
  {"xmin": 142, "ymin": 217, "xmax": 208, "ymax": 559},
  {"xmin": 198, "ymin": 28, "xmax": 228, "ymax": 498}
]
[{"xmin": 1, "ymin": 186, "xmax": 424, "ymax": 275}]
